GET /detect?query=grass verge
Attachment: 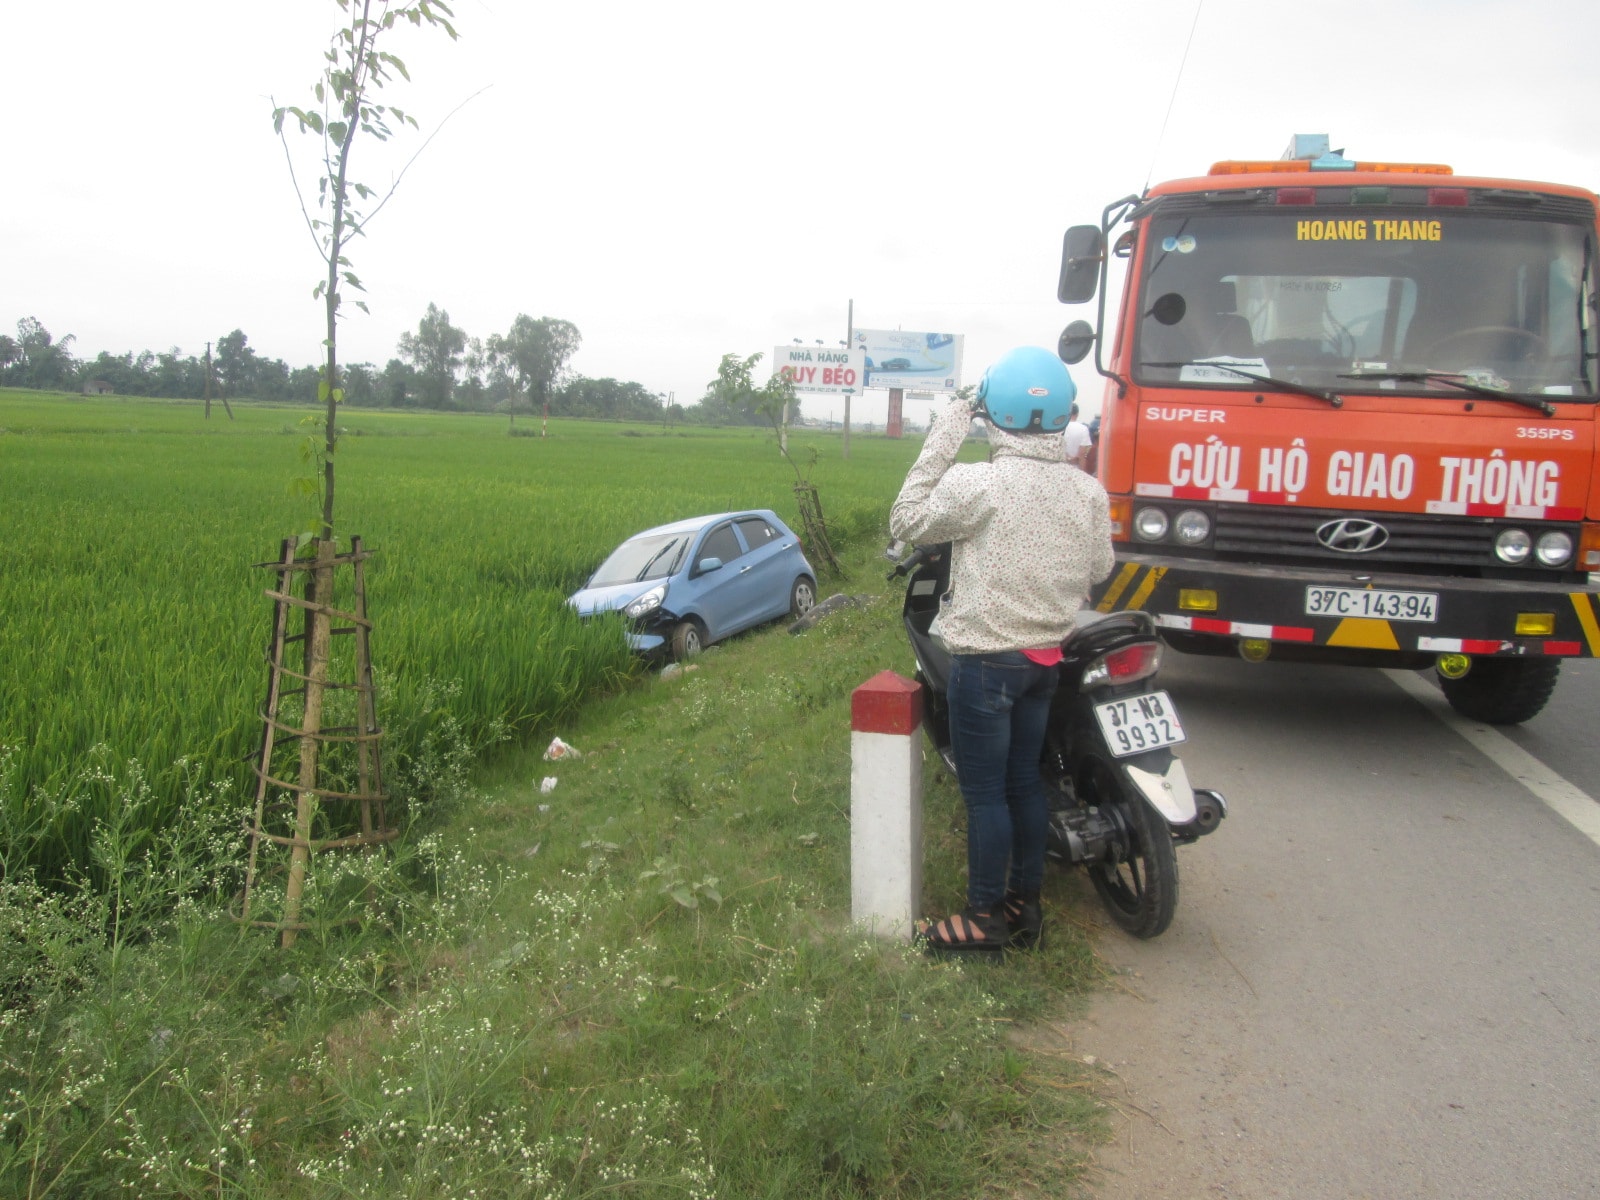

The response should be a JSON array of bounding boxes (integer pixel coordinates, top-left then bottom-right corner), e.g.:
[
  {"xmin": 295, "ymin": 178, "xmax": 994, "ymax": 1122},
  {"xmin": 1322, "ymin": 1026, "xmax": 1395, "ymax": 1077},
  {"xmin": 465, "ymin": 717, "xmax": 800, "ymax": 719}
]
[{"xmin": 1, "ymin": 540, "xmax": 1113, "ymax": 1198}]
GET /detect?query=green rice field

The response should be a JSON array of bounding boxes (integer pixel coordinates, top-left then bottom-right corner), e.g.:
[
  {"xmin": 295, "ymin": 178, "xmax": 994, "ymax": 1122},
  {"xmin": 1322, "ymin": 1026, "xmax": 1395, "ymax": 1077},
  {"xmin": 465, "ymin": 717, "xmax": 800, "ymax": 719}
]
[{"xmin": 0, "ymin": 390, "xmax": 920, "ymax": 879}]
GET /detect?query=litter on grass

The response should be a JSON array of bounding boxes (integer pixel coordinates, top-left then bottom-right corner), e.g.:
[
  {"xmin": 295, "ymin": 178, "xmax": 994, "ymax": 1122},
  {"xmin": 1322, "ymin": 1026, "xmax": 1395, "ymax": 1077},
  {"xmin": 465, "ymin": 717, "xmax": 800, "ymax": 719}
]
[
  {"xmin": 544, "ymin": 737, "xmax": 581, "ymax": 760},
  {"xmin": 540, "ymin": 777, "xmax": 558, "ymax": 794}
]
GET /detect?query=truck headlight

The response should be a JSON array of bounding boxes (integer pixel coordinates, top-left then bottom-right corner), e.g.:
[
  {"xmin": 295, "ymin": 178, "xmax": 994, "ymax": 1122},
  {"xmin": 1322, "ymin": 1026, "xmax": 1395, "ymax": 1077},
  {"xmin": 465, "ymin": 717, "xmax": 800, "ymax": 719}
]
[
  {"xmin": 1494, "ymin": 528, "xmax": 1531, "ymax": 565},
  {"xmin": 1535, "ymin": 530, "xmax": 1573, "ymax": 567},
  {"xmin": 1134, "ymin": 507, "xmax": 1169, "ymax": 542},
  {"xmin": 1174, "ymin": 509, "xmax": 1211, "ymax": 546}
]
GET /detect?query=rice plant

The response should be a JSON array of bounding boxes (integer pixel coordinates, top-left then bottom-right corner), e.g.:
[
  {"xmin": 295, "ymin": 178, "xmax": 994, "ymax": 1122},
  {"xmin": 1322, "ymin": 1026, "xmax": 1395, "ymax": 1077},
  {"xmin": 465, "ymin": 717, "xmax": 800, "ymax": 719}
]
[{"xmin": 0, "ymin": 392, "xmax": 913, "ymax": 882}]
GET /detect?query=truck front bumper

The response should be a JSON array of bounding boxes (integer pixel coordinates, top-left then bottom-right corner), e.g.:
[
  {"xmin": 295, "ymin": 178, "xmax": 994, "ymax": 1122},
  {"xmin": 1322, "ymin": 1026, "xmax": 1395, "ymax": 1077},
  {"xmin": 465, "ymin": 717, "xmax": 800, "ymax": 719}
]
[{"xmin": 1090, "ymin": 553, "xmax": 1600, "ymax": 663}]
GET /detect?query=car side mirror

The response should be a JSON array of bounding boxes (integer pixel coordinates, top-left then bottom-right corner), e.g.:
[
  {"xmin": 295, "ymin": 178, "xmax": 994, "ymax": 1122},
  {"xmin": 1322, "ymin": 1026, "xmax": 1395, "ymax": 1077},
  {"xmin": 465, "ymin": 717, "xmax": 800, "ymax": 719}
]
[
  {"xmin": 1057, "ymin": 320, "xmax": 1096, "ymax": 365},
  {"xmin": 1058, "ymin": 225, "xmax": 1104, "ymax": 304},
  {"xmin": 695, "ymin": 556, "xmax": 723, "ymax": 576}
]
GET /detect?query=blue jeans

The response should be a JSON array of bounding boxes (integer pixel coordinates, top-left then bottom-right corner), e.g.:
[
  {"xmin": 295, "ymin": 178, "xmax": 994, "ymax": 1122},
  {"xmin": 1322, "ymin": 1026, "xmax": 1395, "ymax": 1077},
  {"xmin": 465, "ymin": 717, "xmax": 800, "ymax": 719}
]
[{"xmin": 946, "ymin": 652, "xmax": 1058, "ymax": 911}]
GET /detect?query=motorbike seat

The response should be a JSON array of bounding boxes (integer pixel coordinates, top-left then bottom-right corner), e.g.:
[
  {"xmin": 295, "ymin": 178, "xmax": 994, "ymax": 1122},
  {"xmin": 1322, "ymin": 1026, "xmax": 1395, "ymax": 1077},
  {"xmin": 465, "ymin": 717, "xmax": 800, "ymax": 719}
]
[
  {"xmin": 1066, "ymin": 608, "xmax": 1158, "ymax": 657},
  {"xmin": 1070, "ymin": 608, "xmax": 1155, "ymax": 638}
]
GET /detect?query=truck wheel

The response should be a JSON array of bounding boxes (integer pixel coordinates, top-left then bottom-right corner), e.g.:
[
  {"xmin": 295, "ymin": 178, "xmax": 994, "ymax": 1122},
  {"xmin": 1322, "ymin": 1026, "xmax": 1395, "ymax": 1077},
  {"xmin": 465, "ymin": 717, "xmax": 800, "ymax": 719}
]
[{"xmin": 1439, "ymin": 657, "xmax": 1561, "ymax": 725}]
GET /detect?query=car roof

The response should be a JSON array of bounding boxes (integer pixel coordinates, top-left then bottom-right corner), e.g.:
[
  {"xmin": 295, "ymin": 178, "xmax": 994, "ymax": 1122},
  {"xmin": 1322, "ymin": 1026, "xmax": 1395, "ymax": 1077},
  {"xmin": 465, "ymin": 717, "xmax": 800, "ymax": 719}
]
[{"xmin": 626, "ymin": 510, "xmax": 778, "ymax": 540}]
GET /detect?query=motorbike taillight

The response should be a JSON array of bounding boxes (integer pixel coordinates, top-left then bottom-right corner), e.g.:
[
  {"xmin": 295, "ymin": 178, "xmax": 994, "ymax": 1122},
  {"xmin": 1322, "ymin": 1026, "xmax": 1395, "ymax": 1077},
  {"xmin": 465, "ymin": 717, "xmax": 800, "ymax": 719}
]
[{"xmin": 1081, "ymin": 640, "xmax": 1163, "ymax": 690}]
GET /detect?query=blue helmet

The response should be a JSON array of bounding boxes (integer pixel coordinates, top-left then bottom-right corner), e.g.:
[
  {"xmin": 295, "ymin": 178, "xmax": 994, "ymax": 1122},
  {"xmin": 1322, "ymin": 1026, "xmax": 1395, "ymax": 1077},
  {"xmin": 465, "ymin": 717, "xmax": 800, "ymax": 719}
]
[{"xmin": 975, "ymin": 346, "xmax": 1076, "ymax": 433}]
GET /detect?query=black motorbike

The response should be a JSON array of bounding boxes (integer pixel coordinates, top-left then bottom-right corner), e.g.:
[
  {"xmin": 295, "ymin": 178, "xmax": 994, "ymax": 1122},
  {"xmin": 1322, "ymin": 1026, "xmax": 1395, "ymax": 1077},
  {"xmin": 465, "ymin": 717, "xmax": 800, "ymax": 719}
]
[{"xmin": 889, "ymin": 540, "xmax": 1225, "ymax": 938}]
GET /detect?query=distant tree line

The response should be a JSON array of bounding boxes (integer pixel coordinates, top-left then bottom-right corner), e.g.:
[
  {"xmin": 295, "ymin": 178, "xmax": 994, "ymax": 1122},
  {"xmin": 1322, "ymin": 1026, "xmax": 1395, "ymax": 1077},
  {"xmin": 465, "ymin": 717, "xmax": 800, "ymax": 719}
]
[
  {"xmin": 2, "ymin": 311, "xmax": 674, "ymax": 423},
  {"xmin": 1, "ymin": 311, "xmax": 815, "ymax": 427}
]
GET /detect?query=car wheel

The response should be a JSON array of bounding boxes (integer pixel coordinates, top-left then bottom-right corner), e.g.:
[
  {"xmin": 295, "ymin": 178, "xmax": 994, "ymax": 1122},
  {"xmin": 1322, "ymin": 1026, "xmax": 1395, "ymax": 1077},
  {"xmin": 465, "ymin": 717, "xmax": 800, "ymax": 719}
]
[
  {"xmin": 670, "ymin": 619, "xmax": 705, "ymax": 661},
  {"xmin": 790, "ymin": 575, "xmax": 817, "ymax": 619}
]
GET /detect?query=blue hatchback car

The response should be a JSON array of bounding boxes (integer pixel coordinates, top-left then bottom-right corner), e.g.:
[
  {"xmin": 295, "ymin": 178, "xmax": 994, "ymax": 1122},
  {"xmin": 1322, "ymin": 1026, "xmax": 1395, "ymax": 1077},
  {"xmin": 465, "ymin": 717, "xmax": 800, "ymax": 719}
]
[{"xmin": 567, "ymin": 510, "xmax": 818, "ymax": 660}]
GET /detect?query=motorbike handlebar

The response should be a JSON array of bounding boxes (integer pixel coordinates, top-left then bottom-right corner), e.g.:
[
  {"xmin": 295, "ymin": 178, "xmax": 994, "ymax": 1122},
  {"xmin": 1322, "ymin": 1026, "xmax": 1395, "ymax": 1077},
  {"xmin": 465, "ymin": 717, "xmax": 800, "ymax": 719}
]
[{"xmin": 887, "ymin": 544, "xmax": 928, "ymax": 581}]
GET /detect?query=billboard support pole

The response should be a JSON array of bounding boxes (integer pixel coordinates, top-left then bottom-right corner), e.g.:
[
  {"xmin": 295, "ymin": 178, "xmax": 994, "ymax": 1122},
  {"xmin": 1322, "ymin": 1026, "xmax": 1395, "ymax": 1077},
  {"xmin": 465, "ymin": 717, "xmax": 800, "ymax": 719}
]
[
  {"xmin": 843, "ymin": 299, "xmax": 853, "ymax": 460},
  {"xmin": 886, "ymin": 387, "xmax": 904, "ymax": 439}
]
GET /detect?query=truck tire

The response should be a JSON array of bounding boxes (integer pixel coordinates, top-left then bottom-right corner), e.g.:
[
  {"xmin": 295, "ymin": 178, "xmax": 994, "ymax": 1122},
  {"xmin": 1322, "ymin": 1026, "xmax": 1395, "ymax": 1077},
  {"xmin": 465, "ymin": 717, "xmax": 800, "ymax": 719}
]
[{"xmin": 1438, "ymin": 657, "xmax": 1561, "ymax": 725}]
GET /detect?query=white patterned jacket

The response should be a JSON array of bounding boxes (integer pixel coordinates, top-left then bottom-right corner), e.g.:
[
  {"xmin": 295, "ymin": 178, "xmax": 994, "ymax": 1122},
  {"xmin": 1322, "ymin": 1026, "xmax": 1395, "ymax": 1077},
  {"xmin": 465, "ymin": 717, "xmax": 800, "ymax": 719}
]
[{"xmin": 890, "ymin": 395, "xmax": 1115, "ymax": 655}]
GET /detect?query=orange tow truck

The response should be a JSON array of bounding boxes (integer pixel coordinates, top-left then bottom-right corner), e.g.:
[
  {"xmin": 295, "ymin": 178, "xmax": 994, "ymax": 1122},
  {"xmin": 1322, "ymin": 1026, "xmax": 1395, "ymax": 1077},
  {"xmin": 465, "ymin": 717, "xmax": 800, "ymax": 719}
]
[{"xmin": 1057, "ymin": 134, "xmax": 1600, "ymax": 723}]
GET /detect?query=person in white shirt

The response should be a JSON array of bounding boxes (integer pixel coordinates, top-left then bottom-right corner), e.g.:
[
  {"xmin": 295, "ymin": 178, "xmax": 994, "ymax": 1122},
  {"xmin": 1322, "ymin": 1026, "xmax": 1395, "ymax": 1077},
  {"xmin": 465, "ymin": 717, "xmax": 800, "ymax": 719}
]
[{"xmin": 1062, "ymin": 403, "xmax": 1092, "ymax": 469}]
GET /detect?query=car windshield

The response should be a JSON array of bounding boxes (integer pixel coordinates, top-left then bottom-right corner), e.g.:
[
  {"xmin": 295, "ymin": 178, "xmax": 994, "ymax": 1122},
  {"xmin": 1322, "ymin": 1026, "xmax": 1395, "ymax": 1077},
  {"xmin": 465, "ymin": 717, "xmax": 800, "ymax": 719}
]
[
  {"xmin": 587, "ymin": 532, "xmax": 689, "ymax": 586},
  {"xmin": 1135, "ymin": 208, "xmax": 1598, "ymax": 400}
]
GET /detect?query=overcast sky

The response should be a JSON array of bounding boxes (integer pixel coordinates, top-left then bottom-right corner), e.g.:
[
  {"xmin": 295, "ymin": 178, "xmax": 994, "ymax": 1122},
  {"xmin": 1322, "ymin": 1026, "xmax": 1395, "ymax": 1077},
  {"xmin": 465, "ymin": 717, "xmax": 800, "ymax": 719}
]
[{"xmin": 6, "ymin": 0, "xmax": 1598, "ymax": 423}]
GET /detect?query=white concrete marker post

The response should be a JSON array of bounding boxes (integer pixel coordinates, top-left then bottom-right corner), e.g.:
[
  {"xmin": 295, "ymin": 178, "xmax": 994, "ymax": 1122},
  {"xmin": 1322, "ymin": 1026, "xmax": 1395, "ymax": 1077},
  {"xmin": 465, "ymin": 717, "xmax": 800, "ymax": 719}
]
[{"xmin": 850, "ymin": 670, "xmax": 924, "ymax": 940}]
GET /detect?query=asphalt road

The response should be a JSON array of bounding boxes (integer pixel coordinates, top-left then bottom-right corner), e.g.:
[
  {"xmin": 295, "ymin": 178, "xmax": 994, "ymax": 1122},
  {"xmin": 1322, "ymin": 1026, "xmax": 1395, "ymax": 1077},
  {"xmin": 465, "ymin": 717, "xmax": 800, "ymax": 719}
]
[
  {"xmin": 1066, "ymin": 652, "xmax": 1600, "ymax": 1199},
  {"xmin": 1500, "ymin": 657, "xmax": 1600, "ymax": 796}
]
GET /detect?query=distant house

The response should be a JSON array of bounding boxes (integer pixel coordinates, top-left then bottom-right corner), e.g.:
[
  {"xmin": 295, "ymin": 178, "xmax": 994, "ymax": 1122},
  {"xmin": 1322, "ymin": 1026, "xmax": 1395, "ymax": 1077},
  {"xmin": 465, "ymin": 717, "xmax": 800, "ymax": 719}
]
[{"xmin": 82, "ymin": 380, "xmax": 114, "ymax": 396}]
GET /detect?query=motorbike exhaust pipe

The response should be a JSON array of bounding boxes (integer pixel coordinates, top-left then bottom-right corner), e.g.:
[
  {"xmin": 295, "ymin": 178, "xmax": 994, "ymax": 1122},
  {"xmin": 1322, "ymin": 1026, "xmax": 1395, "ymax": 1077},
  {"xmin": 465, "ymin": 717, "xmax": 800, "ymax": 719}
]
[{"xmin": 1191, "ymin": 788, "xmax": 1228, "ymax": 833}]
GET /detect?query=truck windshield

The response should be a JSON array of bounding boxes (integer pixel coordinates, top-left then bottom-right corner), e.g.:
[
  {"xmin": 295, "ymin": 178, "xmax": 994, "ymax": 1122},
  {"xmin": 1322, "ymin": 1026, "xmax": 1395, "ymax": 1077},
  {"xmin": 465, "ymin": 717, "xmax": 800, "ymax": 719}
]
[{"xmin": 1135, "ymin": 210, "xmax": 1597, "ymax": 400}]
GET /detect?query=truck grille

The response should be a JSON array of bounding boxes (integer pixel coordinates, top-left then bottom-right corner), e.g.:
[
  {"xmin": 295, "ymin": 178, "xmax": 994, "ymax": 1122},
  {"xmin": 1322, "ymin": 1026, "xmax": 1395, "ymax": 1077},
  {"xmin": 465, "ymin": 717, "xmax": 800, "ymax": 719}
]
[{"xmin": 1213, "ymin": 505, "xmax": 1496, "ymax": 569}]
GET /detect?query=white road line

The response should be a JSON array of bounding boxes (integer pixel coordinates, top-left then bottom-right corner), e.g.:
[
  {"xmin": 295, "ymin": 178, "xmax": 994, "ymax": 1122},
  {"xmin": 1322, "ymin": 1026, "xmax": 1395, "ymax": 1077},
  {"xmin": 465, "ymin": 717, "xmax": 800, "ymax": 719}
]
[{"xmin": 1384, "ymin": 668, "xmax": 1600, "ymax": 848}]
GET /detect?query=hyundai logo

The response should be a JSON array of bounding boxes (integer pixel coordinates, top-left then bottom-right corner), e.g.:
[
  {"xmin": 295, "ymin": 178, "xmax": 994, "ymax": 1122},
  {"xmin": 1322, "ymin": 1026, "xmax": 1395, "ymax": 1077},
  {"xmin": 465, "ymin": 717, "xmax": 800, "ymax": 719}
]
[{"xmin": 1315, "ymin": 518, "xmax": 1390, "ymax": 553}]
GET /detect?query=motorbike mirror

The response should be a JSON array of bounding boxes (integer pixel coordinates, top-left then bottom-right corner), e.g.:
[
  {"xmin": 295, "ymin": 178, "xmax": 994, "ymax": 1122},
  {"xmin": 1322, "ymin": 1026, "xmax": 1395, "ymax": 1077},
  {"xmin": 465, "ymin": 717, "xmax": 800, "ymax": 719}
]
[
  {"xmin": 1057, "ymin": 225, "xmax": 1104, "ymax": 304},
  {"xmin": 1148, "ymin": 292, "xmax": 1187, "ymax": 326},
  {"xmin": 1057, "ymin": 320, "xmax": 1096, "ymax": 365}
]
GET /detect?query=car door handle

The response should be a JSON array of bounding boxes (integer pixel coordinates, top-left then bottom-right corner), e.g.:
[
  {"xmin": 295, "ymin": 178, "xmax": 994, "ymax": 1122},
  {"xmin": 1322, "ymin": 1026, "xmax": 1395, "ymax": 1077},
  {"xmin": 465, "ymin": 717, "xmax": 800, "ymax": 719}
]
[{"xmin": 739, "ymin": 565, "xmax": 753, "ymax": 573}]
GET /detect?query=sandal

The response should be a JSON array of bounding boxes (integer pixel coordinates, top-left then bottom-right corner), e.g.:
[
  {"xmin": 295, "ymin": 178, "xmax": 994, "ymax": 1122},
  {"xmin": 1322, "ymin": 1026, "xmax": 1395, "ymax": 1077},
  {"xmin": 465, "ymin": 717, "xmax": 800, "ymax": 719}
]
[
  {"xmin": 919, "ymin": 908, "xmax": 1006, "ymax": 958},
  {"xmin": 1002, "ymin": 893, "xmax": 1044, "ymax": 950}
]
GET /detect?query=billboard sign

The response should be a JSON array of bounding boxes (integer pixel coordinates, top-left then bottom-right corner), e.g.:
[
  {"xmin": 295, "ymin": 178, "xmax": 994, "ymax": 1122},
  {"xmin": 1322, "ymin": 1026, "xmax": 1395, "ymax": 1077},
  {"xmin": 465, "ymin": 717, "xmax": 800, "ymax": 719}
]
[
  {"xmin": 771, "ymin": 345, "xmax": 865, "ymax": 395},
  {"xmin": 851, "ymin": 329, "xmax": 964, "ymax": 392}
]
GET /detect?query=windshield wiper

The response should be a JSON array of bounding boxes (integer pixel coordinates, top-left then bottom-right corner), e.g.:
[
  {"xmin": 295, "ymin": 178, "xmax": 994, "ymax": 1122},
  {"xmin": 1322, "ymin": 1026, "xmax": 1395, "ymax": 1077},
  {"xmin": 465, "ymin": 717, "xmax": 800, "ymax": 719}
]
[
  {"xmin": 1337, "ymin": 370, "xmax": 1558, "ymax": 417},
  {"xmin": 634, "ymin": 538, "xmax": 681, "ymax": 582},
  {"xmin": 1143, "ymin": 361, "xmax": 1343, "ymax": 407}
]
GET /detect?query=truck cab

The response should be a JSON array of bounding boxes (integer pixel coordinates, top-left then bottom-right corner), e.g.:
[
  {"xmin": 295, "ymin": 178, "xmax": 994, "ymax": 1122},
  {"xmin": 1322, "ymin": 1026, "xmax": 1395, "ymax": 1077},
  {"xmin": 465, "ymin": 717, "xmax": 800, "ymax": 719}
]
[{"xmin": 1059, "ymin": 135, "xmax": 1600, "ymax": 723}]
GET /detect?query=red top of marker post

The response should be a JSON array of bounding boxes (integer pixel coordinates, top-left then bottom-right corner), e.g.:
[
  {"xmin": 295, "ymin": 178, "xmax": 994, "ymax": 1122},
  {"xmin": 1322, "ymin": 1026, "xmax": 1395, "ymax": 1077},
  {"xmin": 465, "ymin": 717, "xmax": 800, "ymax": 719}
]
[{"xmin": 850, "ymin": 671, "xmax": 923, "ymax": 736}]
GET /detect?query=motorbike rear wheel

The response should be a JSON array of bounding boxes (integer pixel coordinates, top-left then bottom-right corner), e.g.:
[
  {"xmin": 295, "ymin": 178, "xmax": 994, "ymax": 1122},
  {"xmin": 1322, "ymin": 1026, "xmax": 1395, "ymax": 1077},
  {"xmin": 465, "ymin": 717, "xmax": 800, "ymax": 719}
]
[{"xmin": 1077, "ymin": 753, "xmax": 1178, "ymax": 939}]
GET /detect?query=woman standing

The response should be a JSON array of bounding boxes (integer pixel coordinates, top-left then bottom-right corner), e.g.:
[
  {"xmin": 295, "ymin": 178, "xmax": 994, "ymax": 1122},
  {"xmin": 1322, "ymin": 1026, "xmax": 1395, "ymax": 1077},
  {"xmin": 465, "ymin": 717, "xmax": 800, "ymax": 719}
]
[{"xmin": 890, "ymin": 346, "xmax": 1114, "ymax": 955}]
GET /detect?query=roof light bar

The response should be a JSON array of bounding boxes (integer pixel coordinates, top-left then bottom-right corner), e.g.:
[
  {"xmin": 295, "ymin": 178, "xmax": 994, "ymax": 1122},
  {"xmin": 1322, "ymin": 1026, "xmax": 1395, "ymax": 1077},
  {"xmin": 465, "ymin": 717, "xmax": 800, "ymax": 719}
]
[{"xmin": 1210, "ymin": 159, "xmax": 1454, "ymax": 177}]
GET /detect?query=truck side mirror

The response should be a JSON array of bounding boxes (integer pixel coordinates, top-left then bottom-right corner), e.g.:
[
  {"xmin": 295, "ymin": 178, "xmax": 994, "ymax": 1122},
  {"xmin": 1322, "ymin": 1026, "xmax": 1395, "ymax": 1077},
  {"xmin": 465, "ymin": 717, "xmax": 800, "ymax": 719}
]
[
  {"xmin": 1057, "ymin": 320, "xmax": 1096, "ymax": 365},
  {"xmin": 1058, "ymin": 225, "xmax": 1105, "ymax": 304}
]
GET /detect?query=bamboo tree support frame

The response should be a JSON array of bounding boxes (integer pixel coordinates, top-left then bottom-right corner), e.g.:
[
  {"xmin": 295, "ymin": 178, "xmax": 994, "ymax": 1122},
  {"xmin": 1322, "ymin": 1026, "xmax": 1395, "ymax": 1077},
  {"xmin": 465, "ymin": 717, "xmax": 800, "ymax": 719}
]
[
  {"xmin": 241, "ymin": 536, "xmax": 395, "ymax": 946},
  {"xmin": 793, "ymin": 482, "xmax": 840, "ymax": 577}
]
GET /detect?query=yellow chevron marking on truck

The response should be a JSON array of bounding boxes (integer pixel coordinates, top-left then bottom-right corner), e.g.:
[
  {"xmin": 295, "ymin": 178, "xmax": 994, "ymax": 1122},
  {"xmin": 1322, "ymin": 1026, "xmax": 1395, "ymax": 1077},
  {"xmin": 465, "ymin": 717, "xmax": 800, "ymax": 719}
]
[
  {"xmin": 1125, "ymin": 566, "xmax": 1168, "ymax": 612},
  {"xmin": 1096, "ymin": 562, "xmax": 1142, "ymax": 612},
  {"xmin": 1571, "ymin": 592, "xmax": 1600, "ymax": 656},
  {"xmin": 1326, "ymin": 617, "xmax": 1401, "ymax": 650}
]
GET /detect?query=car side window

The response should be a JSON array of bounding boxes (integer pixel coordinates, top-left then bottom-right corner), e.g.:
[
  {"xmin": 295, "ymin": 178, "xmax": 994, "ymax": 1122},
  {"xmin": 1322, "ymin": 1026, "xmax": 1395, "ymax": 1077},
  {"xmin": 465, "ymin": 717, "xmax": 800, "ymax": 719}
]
[
  {"xmin": 735, "ymin": 517, "xmax": 780, "ymax": 550},
  {"xmin": 698, "ymin": 523, "xmax": 744, "ymax": 569}
]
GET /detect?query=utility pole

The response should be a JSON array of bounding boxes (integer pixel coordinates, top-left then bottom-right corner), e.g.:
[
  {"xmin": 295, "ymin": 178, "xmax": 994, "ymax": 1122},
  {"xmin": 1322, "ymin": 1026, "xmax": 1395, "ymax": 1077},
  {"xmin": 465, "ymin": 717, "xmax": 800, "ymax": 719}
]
[{"xmin": 842, "ymin": 299, "xmax": 853, "ymax": 460}]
